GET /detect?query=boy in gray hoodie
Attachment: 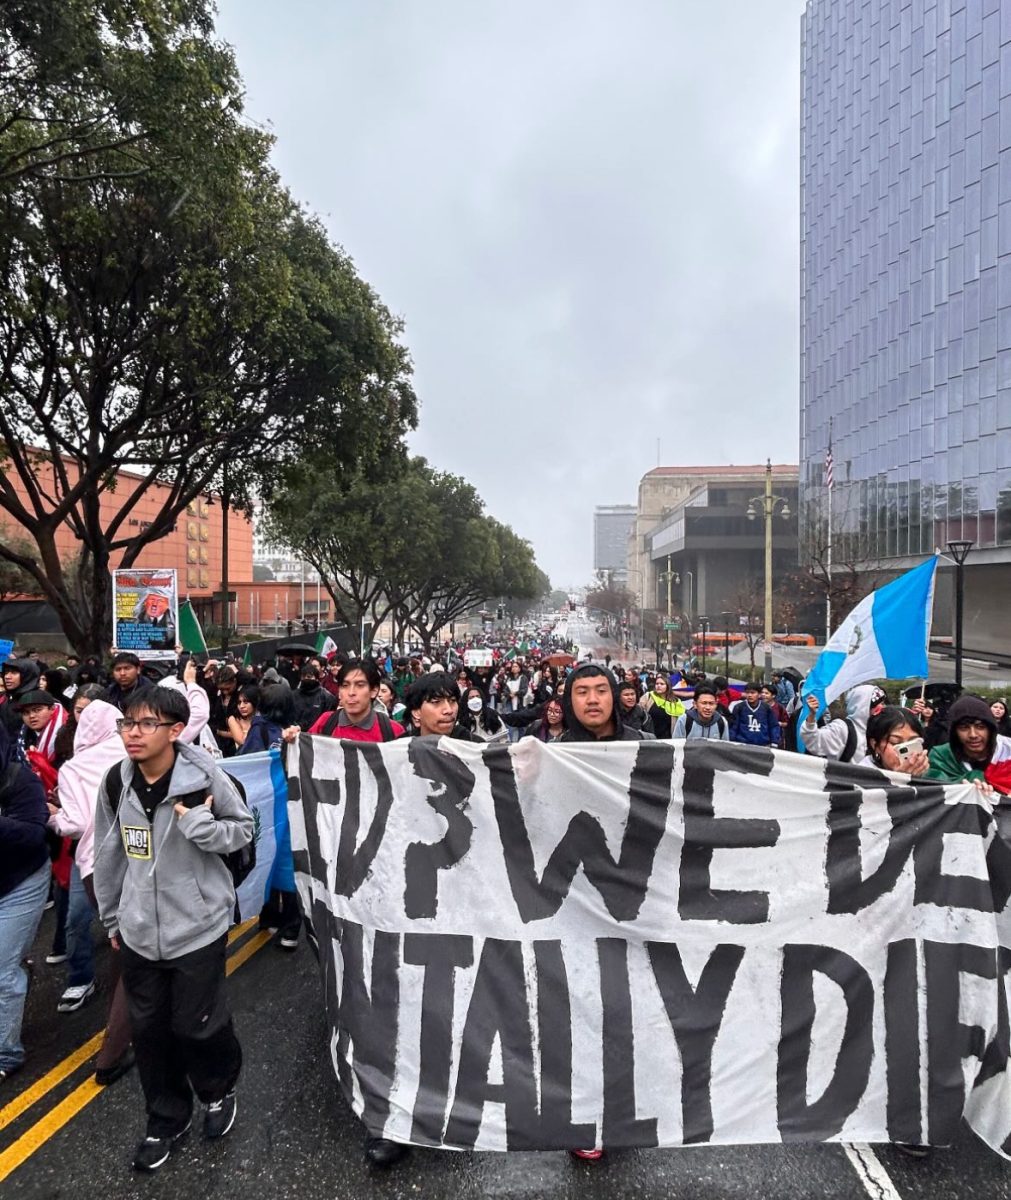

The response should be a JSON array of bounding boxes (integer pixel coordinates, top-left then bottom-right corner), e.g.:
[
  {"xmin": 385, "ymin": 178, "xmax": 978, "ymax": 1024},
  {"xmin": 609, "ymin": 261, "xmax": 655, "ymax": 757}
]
[{"xmin": 94, "ymin": 686, "xmax": 253, "ymax": 1172}]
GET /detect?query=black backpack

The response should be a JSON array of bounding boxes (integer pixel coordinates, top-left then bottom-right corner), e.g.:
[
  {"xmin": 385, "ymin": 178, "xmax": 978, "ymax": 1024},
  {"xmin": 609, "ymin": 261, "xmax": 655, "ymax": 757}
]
[
  {"xmin": 103, "ymin": 761, "xmax": 255, "ymax": 890},
  {"xmin": 318, "ymin": 710, "xmax": 399, "ymax": 741}
]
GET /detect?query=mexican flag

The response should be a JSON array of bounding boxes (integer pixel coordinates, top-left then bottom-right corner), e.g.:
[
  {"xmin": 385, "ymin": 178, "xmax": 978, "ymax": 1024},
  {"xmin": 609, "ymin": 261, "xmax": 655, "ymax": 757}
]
[
  {"xmin": 241, "ymin": 644, "xmax": 253, "ymax": 669},
  {"xmin": 317, "ymin": 633, "xmax": 338, "ymax": 658},
  {"xmin": 178, "ymin": 599, "xmax": 207, "ymax": 654}
]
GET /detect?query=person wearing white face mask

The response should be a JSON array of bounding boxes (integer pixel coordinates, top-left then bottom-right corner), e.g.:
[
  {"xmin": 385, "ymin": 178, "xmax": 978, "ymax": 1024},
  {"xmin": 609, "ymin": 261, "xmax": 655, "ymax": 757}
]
[{"xmin": 458, "ymin": 687, "xmax": 507, "ymax": 743}]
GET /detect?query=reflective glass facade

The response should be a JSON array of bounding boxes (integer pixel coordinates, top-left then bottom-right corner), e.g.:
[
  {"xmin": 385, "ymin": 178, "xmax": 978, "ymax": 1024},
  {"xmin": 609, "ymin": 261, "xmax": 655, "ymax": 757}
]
[{"xmin": 801, "ymin": 0, "xmax": 1011, "ymax": 562}]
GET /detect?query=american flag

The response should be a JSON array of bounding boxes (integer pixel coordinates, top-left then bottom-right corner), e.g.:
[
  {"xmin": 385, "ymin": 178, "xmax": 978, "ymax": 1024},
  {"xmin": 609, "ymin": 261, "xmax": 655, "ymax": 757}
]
[{"xmin": 825, "ymin": 438, "xmax": 834, "ymax": 490}]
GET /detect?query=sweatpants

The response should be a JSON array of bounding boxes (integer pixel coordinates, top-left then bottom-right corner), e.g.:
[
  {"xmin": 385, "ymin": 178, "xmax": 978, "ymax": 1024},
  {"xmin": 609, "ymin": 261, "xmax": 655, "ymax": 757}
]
[{"xmin": 120, "ymin": 934, "xmax": 242, "ymax": 1137}]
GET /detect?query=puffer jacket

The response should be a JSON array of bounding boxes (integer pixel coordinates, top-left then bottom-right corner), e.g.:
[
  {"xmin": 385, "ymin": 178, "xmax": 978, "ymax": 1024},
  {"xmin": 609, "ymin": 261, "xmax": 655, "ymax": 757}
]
[
  {"xmin": 0, "ymin": 722, "xmax": 49, "ymax": 897},
  {"xmin": 93, "ymin": 740, "xmax": 253, "ymax": 961}
]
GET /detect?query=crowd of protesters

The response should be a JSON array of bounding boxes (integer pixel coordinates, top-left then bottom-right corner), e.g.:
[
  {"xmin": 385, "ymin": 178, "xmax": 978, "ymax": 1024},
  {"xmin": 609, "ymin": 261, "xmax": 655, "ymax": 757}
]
[{"xmin": 1, "ymin": 623, "xmax": 1010, "ymax": 1172}]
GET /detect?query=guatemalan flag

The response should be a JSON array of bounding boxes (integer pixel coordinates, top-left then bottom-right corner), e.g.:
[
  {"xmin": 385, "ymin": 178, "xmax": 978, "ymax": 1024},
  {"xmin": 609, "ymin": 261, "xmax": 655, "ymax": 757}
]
[{"xmin": 801, "ymin": 555, "xmax": 938, "ymax": 717}]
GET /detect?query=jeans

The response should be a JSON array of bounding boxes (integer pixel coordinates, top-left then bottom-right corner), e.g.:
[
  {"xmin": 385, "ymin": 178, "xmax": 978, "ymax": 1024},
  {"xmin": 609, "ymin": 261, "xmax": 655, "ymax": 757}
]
[
  {"xmin": 65, "ymin": 864, "xmax": 95, "ymax": 987},
  {"xmin": 0, "ymin": 863, "xmax": 50, "ymax": 1072}
]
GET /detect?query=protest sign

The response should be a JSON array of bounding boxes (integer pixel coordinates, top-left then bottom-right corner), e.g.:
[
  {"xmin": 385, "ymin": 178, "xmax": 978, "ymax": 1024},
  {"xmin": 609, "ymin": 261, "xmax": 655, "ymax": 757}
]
[
  {"xmin": 289, "ymin": 737, "xmax": 1011, "ymax": 1156},
  {"xmin": 464, "ymin": 649, "xmax": 494, "ymax": 668},
  {"xmin": 111, "ymin": 569, "xmax": 178, "ymax": 659}
]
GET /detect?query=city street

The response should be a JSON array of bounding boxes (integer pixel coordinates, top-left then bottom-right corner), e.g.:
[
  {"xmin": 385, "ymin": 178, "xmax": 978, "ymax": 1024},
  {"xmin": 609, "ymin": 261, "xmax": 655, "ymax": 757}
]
[{"xmin": 4, "ymin": 905, "xmax": 1011, "ymax": 1200}]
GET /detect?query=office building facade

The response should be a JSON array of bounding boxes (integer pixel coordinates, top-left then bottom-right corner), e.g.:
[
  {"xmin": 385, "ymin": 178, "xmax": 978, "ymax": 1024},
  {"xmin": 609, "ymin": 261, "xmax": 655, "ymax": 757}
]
[
  {"xmin": 593, "ymin": 504, "xmax": 636, "ymax": 580},
  {"xmin": 801, "ymin": 0, "xmax": 1011, "ymax": 655}
]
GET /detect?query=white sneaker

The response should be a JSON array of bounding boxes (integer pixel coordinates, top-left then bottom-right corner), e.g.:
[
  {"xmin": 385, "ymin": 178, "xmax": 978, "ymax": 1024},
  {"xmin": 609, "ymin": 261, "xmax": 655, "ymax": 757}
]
[
  {"xmin": 57, "ymin": 981, "xmax": 96, "ymax": 1012},
  {"xmin": 45, "ymin": 952, "xmax": 69, "ymax": 965}
]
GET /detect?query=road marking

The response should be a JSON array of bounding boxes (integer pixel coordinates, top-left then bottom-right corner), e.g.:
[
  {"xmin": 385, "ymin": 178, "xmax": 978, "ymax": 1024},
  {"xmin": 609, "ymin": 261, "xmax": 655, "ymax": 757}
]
[
  {"xmin": 0, "ymin": 1033, "xmax": 103, "ymax": 1132},
  {"xmin": 844, "ymin": 1143, "xmax": 904, "ymax": 1200},
  {"xmin": 0, "ymin": 1079, "xmax": 103, "ymax": 1183},
  {"xmin": 226, "ymin": 929, "xmax": 274, "ymax": 975},
  {"xmin": 0, "ymin": 925, "xmax": 274, "ymax": 1183},
  {"xmin": 0, "ymin": 920, "xmax": 260, "ymax": 1135},
  {"xmin": 228, "ymin": 916, "xmax": 259, "ymax": 945}
]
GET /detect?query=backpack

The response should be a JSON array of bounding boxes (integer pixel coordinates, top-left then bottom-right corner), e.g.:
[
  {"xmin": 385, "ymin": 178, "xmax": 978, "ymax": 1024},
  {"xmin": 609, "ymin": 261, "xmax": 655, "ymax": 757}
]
[
  {"xmin": 103, "ymin": 761, "xmax": 255, "ymax": 890},
  {"xmin": 318, "ymin": 710, "xmax": 398, "ymax": 742},
  {"xmin": 684, "ymin": 713, "xmax": 728, "ymax": 738},
  {"xmin": 839, "ymin": 718, "xmax": 859, "ymax": 763}
]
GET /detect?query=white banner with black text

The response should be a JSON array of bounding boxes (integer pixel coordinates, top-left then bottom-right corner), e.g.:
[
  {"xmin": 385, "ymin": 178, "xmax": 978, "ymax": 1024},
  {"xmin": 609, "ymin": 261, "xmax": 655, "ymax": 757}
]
[{"xmin": 288, "ymin": 735, "xmax": 1011, "ymax": 1156}]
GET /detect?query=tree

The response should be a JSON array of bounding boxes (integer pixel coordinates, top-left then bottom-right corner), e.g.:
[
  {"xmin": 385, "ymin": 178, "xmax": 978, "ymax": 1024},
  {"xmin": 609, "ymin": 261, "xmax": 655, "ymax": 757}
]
[
  {"xmin": 263, "ymin": 455, "xmax": 545, "ymax": 652},
  {"xmin": 0, "ymin": 10, "xmax": 417, "ymax": 654},
  {"xmin": 263, "ymin": 454, "xmax": 424, "ymax": 637},
  {"xmin": 0, "ymin": 523, "xmax": 38, "ymax": 601},
  {"xmin": 584, "ymin": 576, "xmax": 635, "ymax": 639}
]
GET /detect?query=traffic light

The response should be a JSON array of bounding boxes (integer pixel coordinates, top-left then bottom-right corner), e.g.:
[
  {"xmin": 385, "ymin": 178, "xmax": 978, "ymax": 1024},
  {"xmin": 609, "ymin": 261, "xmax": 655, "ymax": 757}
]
[{"xmin": 496, "ymin": 604, "xmax": 504, "ymax": 620}]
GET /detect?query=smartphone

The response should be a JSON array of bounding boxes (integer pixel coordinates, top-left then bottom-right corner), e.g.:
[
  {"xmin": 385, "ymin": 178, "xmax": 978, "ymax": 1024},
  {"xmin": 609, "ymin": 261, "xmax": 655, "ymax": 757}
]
[{"xmin": 895, "ymin": 737, "xmax": 924, "ymax": 760}]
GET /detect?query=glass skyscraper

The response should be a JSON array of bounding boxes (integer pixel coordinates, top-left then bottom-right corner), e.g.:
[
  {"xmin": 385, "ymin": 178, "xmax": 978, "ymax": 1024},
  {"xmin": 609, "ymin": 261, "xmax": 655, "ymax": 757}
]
[{"xmin": 800, "ymin": 0, "xmax": 1011, "ymax": 616}]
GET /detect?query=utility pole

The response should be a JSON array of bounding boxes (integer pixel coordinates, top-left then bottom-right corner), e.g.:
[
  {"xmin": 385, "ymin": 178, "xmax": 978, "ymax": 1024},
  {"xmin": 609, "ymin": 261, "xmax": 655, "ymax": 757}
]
[{"xmin": 747, "ymin": 460, "xmax": 791, "ymax": 680}]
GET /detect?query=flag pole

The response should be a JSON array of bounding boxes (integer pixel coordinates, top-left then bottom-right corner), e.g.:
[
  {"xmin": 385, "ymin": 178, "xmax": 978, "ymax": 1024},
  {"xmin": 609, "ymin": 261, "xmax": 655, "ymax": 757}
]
[{"xmin": 825, "ymin": 418, "xmax": 833, "ymax": 645}]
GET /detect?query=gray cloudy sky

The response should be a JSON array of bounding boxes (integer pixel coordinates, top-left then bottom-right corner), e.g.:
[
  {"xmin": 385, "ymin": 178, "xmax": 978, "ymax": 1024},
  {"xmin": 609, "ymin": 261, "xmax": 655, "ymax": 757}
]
[{"xmin": 216, "ymin": 0, "xmax": 805, "ymax": 589}]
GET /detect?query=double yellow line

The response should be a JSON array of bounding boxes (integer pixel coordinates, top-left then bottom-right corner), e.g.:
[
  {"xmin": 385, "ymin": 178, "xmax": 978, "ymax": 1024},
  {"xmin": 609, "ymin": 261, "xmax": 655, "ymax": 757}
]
[{"xmin": 0, "ymin": 918, "xmax": 273, "ymax": 1184}]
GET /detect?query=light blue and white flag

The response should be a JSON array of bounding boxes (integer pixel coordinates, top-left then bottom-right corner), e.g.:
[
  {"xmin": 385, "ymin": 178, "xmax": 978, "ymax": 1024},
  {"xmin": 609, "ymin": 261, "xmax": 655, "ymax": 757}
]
[
  {"xmin": 221, "ymin": 748, "xmax": 293, "ymax": 921},
  {"xmin": 801, "ymin": 555, "xmax": 938, "ymax": 717}
]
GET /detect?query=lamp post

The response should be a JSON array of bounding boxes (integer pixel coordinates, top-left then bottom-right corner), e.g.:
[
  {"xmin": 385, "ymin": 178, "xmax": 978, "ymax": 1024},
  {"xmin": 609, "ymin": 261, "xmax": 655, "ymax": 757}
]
[
  {"xmin": 721, "ymin": 611, "xmax": 733, "ymax": 678},
  {"xmin": 698, "ymin": 615, "xmax": 710, "ymax": 675},
  {"xmin": 747, "ymin": 460, "xmax": 792, "ymax": 679},
  {"xmin": 947, "ymin": 539, "xmax": 973, "ymax": 689}
]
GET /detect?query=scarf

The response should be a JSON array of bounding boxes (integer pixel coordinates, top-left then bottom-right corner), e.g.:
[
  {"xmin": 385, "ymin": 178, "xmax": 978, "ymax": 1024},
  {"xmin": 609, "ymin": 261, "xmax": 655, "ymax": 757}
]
[{"xmin": 649, "ymin": 692, "xmax": 684, "ymax": 718}]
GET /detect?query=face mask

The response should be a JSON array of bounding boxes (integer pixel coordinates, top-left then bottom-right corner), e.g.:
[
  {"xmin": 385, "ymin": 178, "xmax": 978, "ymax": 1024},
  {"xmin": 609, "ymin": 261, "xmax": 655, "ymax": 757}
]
[{"xmin": 467, "ymin": 697, "xmax": 483, "ymax": 713}]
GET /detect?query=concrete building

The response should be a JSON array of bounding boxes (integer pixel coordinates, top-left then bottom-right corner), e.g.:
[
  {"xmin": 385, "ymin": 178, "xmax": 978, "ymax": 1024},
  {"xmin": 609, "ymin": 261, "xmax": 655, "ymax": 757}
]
[
  {"xmin": 625, "ymin": 466, "xmax": 798, "ymax": 617},
  {"xmin": 648, "ymin": 469, "xmax": 801, "ymax": 623},
  {"xmin": 593, "ymin": 505, "xmax": 636, "ymax": 582},
  {"xmin": 801, "ymin": 0, "xmax": 1011, "ymax": 657}
]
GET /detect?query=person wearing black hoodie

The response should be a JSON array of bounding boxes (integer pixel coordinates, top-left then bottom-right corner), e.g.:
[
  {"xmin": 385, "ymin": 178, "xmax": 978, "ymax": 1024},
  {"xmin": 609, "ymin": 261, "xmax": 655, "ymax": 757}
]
[
  {"xmin": 291, "ymin": 665, "xmax": 337, "ymax": 732},
  {"xmin": 557, "ymin": 664, "xmax": 651, "ymax": 1163},
  {"xmin": 926, "ymin": 694, "xmax": 1007, "ymax": 788},
  {"xmin": 0, "ymin": 722, "xmax": 50, "ymax": 1081},
  {"xmin": 0, "ymin": 658, "xmax": 42, "ymax": 738},
  {"xmin": 560, "ymin": 665, "xmax": 654, "ymax": 744}
]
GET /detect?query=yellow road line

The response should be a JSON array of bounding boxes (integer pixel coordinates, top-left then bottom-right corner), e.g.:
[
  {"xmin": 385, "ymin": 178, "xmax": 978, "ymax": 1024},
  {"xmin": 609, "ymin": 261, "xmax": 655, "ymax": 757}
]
[
  {"xmin": 0, "ymin": 930, "xmax": 275, "ymax": 1184},
  {"xmin": 227, "ymin": 916, "xmax": 259, "ymax": 945},
  {"xmin": 0, "ymin": 1078, "xmax": 104, "ymax": 1183},
  {"xmin": 0, "ymin": 923, "xmax": 270, "ymax": 1147},
  {"xmin": 0, "ymin": 1033, "xmax": 103, "ymax": 1132},
  {"xmin": 226, "ymin": 929, "xmax": 273, "ymax": 975}
]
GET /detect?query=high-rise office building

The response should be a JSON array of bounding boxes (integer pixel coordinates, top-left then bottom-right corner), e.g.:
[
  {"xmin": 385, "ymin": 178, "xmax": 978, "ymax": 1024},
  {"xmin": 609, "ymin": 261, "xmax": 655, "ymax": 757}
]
[
  {"xmin": 593, "ymin": 504, "xmax": 636, "ymax": 581},
  {"xmin": 800, "ymin": 0, "xmax": 1011, "ymax": 654}
]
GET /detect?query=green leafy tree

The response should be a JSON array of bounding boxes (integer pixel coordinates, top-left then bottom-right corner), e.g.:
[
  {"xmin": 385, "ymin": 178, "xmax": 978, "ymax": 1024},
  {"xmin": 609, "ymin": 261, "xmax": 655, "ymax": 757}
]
[{"xmin": 0, "ymin": 6, "xmax": 416, "ymax": 654}]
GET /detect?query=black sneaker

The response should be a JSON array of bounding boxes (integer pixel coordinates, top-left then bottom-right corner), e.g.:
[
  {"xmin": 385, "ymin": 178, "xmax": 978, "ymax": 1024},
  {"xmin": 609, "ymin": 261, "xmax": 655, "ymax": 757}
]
[
  {"xmin": 204, "ymin": 1092, "xmax": 237, "ymax": 1139},
  {"xmin": 277, "ymin": 933, "xmax": 298, "ymax": 951},
  {"xmin": 132, "ymin": 1122, "xmax": 191, "ymax": 1171}
]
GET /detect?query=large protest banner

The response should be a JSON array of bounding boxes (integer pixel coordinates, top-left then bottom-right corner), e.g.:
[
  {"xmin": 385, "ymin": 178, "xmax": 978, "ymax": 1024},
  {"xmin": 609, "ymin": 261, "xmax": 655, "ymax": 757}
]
[
  {"xmin": 111, "ymin": 568, "xmax": 178, "ymax": 659},
  {"xmin": 288, "ymin": 736, "xmax": 1011, "ymax": 1156}
]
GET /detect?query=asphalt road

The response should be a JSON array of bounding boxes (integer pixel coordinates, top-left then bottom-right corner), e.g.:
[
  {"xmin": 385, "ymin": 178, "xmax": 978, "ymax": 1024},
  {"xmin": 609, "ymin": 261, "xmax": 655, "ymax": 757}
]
[{"xmin": 4, "ymin": 908, "xmax": 1011, "ymax": 1200}]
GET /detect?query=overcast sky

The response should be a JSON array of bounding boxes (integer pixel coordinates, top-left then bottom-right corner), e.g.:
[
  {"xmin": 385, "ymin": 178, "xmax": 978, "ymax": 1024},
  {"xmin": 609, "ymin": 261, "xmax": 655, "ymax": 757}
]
[{"xmin": 215, "ymin": 1, "xmax": 805, "ymax": 589}]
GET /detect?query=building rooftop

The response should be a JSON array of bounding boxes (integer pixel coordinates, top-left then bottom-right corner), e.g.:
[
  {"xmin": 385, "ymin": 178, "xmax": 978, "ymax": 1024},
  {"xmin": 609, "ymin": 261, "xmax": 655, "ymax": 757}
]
[{"xmin": 645, "ymin": 464, "xmax": 797, "ymax": 477}]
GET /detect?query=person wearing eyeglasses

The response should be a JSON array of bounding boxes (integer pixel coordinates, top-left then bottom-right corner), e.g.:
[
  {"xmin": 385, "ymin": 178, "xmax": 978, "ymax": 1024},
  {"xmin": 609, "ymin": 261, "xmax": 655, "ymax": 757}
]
[{"xmin": 93, "ymin": 688, "xmax": 253, "ymax": 1173}]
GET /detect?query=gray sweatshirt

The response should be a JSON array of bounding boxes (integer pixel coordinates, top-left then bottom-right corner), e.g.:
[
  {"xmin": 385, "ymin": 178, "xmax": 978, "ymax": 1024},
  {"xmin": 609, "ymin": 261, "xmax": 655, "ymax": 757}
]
[{"xmin": 93, "ymin": 741, "xmax": 253, "ymax": 961}]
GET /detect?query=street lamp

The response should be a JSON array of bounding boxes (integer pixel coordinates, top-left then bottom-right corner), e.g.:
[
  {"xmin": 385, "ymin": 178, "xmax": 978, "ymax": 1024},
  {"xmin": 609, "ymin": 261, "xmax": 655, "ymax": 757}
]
[
  {"xmin": 656, "ymin": 555, "xmax": 681, "ymax": 669},
  {"xmin": 947, "ymin": 539, "xmax": 973, "ymax": 689},
  {"xmin": 721, "ymin": 611, "xmax": 733, "ymax": 678},
  {"xmin": 747, "ymin": 460, "xmax": 791, "ymax": 679},
  {"xmin": 698, "ymin": 615, "xmax": 710, "ymax": 675}
]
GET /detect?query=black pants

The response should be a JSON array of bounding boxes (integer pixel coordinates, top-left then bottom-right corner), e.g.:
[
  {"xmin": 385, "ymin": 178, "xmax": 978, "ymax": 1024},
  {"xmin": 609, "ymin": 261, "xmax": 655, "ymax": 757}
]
[{"xmin": 120, "ymin": 934, "xmax": 242, "ymax": 1137}]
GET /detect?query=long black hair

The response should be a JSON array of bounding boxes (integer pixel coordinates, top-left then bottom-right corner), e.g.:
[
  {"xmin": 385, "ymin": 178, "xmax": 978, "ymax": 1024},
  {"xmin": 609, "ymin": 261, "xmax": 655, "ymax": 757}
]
[{"xmin": 865, "ymin": 706, "xmax": 923, "ymax": 763}]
